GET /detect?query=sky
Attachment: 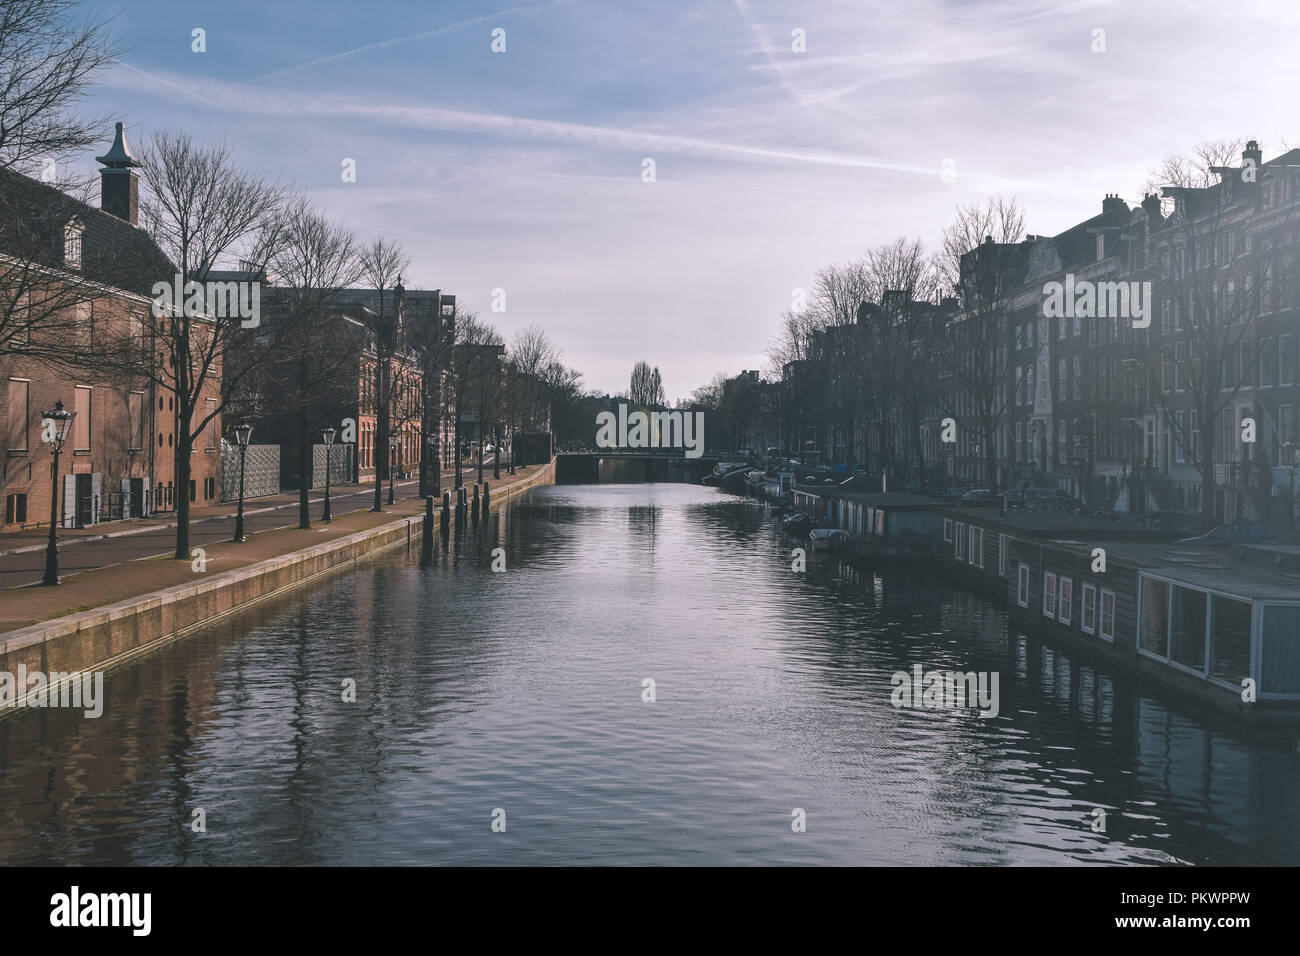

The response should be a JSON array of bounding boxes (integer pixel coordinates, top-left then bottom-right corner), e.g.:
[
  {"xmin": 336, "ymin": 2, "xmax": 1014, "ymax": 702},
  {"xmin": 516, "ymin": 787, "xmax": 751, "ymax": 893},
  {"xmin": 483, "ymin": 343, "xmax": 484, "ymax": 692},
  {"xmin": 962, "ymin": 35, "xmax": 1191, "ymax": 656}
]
[{"xmin": 71, "ymin": 0, "xmax": 1300, "ymax": 402}]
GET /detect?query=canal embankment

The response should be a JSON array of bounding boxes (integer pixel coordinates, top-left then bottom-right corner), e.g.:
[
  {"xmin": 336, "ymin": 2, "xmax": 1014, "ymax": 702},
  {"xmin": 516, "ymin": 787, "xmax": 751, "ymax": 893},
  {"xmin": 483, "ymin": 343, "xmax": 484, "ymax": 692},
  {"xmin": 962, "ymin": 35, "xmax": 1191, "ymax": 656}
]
[{"xmin": 0, "ymin": 462, "xmax": 554, "ymax": 710}]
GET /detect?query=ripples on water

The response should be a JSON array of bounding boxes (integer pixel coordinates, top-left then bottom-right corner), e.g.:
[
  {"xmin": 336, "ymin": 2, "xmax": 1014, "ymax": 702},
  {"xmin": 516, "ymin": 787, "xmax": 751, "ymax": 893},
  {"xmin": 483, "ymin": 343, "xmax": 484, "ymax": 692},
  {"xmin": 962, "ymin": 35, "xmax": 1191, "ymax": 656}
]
[{"xmin": 0, "ymin": 483, "xmax": 1297, "ymax": 865}]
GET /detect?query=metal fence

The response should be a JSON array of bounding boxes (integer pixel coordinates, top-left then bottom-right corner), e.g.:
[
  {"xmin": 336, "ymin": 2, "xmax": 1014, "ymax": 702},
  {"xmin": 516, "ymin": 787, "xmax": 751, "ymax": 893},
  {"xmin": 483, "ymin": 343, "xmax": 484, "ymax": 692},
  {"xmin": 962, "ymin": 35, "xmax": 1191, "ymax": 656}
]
[
  {"xmin": 221, "ymin": 441, "xmax": 281, "ymax": 502},
  {"xmin": 312, "ymin": 443, "xmax": 355, "ymax": 489}
]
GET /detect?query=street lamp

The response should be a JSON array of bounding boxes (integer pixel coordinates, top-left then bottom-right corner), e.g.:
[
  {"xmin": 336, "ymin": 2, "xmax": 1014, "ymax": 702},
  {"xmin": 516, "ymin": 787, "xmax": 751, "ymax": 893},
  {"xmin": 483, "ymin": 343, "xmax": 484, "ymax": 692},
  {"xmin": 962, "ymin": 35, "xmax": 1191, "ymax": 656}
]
[
  {"xmin": 233, "ymin": 422, "xmax": 253, "ymax": 542},
  {"xmin": 388, "ymin": 434, "xmax": 398, "ymax": 504},
  {"xmin": 322, "ymin": 426, "xmax": 336, "ymax": 522},
  {"xmin": 427, "ymin": 434, "xmax": 440, "ymax": 497},
  {"xmin": 1284, "ymin": 438, "xmax": 1297, "ymax": 528},
  {"xmin": 41, "ymin": 400, "xmax": 75, "ymax": 586}
]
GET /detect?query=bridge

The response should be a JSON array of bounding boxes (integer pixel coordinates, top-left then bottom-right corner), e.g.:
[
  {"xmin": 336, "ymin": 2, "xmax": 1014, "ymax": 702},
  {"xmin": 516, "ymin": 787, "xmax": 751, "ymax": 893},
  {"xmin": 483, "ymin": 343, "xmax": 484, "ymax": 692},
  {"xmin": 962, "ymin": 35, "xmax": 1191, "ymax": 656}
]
[{"xmin": 555, "ymin": 450, "xmax": 719, "ymax": 483}]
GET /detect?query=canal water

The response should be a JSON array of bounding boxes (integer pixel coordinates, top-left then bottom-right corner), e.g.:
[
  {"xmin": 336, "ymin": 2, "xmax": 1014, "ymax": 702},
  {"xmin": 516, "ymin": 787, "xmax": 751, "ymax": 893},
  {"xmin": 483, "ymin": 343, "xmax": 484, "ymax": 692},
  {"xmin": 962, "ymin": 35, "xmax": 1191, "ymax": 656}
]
[{"xmin": 1, "ymin": 482, "xmax": 1297, "ymax": 865}]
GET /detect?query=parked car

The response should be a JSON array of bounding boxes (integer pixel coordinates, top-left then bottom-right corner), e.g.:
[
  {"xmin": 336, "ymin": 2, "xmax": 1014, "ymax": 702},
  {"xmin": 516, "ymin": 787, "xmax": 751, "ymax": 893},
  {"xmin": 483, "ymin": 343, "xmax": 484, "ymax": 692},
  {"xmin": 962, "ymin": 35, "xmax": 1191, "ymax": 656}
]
[
  {"xmin": 940, "ymin": 485, "xmax": 969, "ymax": 503},
  {"xmin": 1176, "ymin": 522, "xmax": 1278, "ymax": 548},
  {"xmin": 1120, "ymin": 511, "xmax": 1202, "ymax": 534},
  {"xmin": 957, "ymin": 488, "xmax": 999, "ymax": 506}
]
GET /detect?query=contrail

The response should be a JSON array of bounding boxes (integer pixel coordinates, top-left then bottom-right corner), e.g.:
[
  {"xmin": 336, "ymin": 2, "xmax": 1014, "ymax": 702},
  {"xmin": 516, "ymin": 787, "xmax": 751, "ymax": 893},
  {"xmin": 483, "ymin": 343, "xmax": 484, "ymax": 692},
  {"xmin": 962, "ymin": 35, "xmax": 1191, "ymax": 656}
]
[
  {"xmin": 254, "ymin": 0, "xmax": 567, "ymax": 82},
  {"xmin": 118, "ymin": 63, "xmax": 233, "ymax": 112}
]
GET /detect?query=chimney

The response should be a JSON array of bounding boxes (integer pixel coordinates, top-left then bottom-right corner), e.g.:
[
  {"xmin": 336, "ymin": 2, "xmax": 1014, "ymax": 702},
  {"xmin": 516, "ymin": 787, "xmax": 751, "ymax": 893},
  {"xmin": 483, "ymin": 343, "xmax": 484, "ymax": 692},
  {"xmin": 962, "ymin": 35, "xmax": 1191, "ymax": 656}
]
[
  {"xmin": 95, "ymin": 122, "xmax": 141, "ymax": 226},
  {"xmin": 1142, "ymin": 192, "xmax": 1163, "ymax": 226},
  {"xmin": 1102, "ymin": 193, "xmax": 1126, "ymax": 214},
  {"xmin": 1243, "ymin": 139, "xmax": 1263, "ymax": 170}
]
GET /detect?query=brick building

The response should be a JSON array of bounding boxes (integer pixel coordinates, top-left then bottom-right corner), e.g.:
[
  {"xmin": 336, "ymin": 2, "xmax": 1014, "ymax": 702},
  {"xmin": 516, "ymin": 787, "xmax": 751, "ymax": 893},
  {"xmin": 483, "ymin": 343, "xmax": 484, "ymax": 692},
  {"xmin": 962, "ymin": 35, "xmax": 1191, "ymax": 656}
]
[{"xmin": 0, "ymin": 122, "xmax": 222, "ymax": 531}]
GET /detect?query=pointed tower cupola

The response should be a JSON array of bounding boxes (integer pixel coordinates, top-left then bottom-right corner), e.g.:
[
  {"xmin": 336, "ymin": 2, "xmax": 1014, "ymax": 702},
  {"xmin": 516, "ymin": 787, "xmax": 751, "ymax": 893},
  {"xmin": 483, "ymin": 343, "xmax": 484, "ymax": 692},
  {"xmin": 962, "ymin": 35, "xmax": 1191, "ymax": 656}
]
[{"xmin": 96, "ymin": 122, "xmax": 142, "ymax": 226}]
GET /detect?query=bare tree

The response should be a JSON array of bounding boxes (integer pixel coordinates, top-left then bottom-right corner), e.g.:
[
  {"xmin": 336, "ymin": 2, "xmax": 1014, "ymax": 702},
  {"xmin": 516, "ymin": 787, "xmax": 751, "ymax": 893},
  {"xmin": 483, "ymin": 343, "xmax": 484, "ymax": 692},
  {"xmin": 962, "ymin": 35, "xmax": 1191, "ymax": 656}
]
[
  {"xmin": 629, "ymin": 360, "xmax": 665, "ymax": 406},
  {"xmin": 809, "ymin": 259, "xmax": 872, "ymax": 468},
  {"xmin": 863, "ymin": 237, "xmax": 944, "ymax": 488},
  {"xmin": 938, "ymin": 195, "xmax": 1027, "ymax": 491},
  {"xmin": 103, "ymin": 131, "xmax": 287, "ymax": 559},
  {"xmin": 508, "ymin": 324, "xmax": 557, "ymax": 469},
  {"xmin": 261, "ymin": 199, "xmax": 362, "ymax": 528},
  {"xmin": 448, "ymin": 312, "xmax": 502, "ymax": 488},
  {"xmin": 0, "ymin": 0, "xmax": 119, "ymax": 175},
  {"xmin": 356, "ymin": 237, "xmax": 410, "ymax": 512},
  {"xmin": 0, "ymin": 0, "xmax": 125, "ymax": 372},
  {"xmin": 406, "ymin": 293, "xmax": 455, "ymax": 499},
  {"xmin": 1135, "ymin": 138, "xmax": 1298, "ymax": 529}
]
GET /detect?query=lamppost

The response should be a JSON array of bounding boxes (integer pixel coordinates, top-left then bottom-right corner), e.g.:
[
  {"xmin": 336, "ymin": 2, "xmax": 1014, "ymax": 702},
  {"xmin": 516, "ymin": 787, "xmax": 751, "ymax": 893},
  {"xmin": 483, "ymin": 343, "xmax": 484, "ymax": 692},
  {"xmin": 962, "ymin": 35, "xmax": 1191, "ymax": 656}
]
[
  {"xmin": 322, "ymin": 426, "xmax": 335, "ymax": 523},
  {"xmin": 428, "ymin": 434, "xmax": 440, "ymax": 497},
  {"xmin": 233, "ymin": 422, "xmax": 252, "ymax": 542},
  {"xmin": 388, "ymin": 434, "xmax": 398, "ymax": 504},
  {"xmin": 1072, "ymin": 417, "xmax": 1095, "ymax": 507},
  {"xmin": 41, "ymin": 400, "xmax": 75, "ymax": 586},
  {"xmin": 1284, "ymin": 438, "xmax": 1297, "ymax": 528},
  {"xmin": 493, "ymin": 428, "xmax": 501, "ymax": 480}
]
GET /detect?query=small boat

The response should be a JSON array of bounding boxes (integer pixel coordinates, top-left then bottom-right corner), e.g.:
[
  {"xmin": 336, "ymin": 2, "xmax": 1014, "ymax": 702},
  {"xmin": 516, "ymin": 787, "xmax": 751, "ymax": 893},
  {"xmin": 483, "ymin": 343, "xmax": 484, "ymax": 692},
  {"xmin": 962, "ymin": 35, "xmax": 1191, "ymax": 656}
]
[
  {"xmin": 707, "ymin": 461, "xmax": 750, "ymax": 493},
  {"xmin": 808, "ymin": 528, "xmax": 847, "ymax": 552}
]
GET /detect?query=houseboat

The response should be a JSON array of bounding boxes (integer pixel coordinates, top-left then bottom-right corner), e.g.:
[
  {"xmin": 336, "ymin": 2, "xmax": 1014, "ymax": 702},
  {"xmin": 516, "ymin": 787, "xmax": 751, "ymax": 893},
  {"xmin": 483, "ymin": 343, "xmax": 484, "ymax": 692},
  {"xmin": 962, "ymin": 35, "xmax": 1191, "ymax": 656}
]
[{"xmin": 933, "ymin": 505, "xmax": 1300, "ymax": 722}]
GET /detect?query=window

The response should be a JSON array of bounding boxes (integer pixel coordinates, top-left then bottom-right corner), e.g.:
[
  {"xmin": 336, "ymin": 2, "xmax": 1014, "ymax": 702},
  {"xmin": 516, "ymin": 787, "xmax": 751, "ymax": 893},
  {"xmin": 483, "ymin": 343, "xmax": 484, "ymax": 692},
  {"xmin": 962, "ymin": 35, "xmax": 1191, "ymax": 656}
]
[
  {"xmin": 998, "ymin": 534, "xmax": 1008, "ymax": 576},
  {"xmin": 1262, "ymin": 336, "xmax": 1278, "ymax": 387},
  {"xmin": 1043, "ymin": 572, "xmax": 1058, "ymax": 619},
  {"xmin": 1281, "ymin": 334, "xmax": 1298, "ymax": 386},
  {"xmin": 1081, "ymin": 583, "xmax": 1097, "ymax": 634},
  {"xmin": 1017, "ymin": 563, "xmax": 1030, "ymax": 607},
  {"xmin": 7, "ymin": 379, "xmax": 28, "ymax": 451},
  {"xmin": 128, "ymin": 392, "xmax": 144, "ymax": 450},
  {"xmin": 5, "ymin": 493, "xmax": 26, "ymax": 524},
  {"xmin": 1260, "ymin": 605, "xmax": 1300, "ymax": 695},
  {"xmin": 205, "ymin": 397, "xmax": 217, "ymax": 451},
  {"xmin": 73, "ymin": 385, "xmax": 91, "ymax": 451},
  {"xmin": 204, "ymin": 477, "xmax": 215, "ymax": 500},
  {"xmin": 1211, "ymin": 595, "xmax": 1251, "ymax": 687},
  {"xmin": 1058, "ymin": 577, "xmax": 1073, "ymax": 625},
  {"xmin": 1139, "ymin": 577, "xmax": 1169, "ymax": 656},
  {"xmin": 63, "ymin": 220, "xmax": 82, "ymax": 270},
  {"xmin": 1170, "ymin": 585, "xmax": 1208, "ymax": 671},
  {"xmin": 1100, "ymin": 589, "xmax": 1116, "ymax": 641},
  {"xmin": 944, "ymin": 518, "xmax": 953, "ymax": 543},
  {"xmin": 954, "ymin": 523, "xmax": 964, "ymax": 561},
  {"xmin": 136, "ymin": 311, "xmax": 149, "ymax": 362}
]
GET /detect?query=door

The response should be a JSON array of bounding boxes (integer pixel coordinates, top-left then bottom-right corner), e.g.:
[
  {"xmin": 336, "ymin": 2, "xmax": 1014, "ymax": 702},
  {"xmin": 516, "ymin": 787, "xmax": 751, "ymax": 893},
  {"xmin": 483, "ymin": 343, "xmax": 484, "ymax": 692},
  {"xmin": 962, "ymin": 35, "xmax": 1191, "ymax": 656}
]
[
  {"xmin": 62, "ymin": 474, "xmax": 76, "ymax": 529},
  {"xmin": 74, "ymin": 473, "xmax": 92, "ymax": 528}
]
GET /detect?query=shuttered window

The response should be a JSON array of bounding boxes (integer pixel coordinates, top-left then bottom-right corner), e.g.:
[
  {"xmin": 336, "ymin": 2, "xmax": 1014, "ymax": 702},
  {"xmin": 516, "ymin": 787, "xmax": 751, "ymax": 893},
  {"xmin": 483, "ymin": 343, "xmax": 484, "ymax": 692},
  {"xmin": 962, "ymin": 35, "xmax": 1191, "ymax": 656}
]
[
  {"xmin": 73, "ymin": 386, "xmax": 91, "ymax": 451},
  {"xmin": 7, "ymin": 379, "xmax": 28, "ymax": 451}
]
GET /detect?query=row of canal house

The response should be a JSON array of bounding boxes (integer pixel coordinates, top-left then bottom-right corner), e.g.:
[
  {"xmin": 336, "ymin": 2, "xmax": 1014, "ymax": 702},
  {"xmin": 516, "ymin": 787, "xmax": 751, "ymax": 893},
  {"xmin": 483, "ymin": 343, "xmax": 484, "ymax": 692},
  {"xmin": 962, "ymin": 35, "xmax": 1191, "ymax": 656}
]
[{"xmin": 790, "ymin": 481, "xmax": 1300, "ymax": 720}]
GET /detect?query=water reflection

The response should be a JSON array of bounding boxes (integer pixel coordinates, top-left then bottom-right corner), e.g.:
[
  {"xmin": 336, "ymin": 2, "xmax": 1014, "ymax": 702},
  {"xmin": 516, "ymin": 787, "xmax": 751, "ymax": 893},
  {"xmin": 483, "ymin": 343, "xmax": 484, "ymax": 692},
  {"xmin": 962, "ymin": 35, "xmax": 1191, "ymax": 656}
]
[{"xmin": 0, "ymin": 484, "xmax": 1296, "ymax": 865}]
